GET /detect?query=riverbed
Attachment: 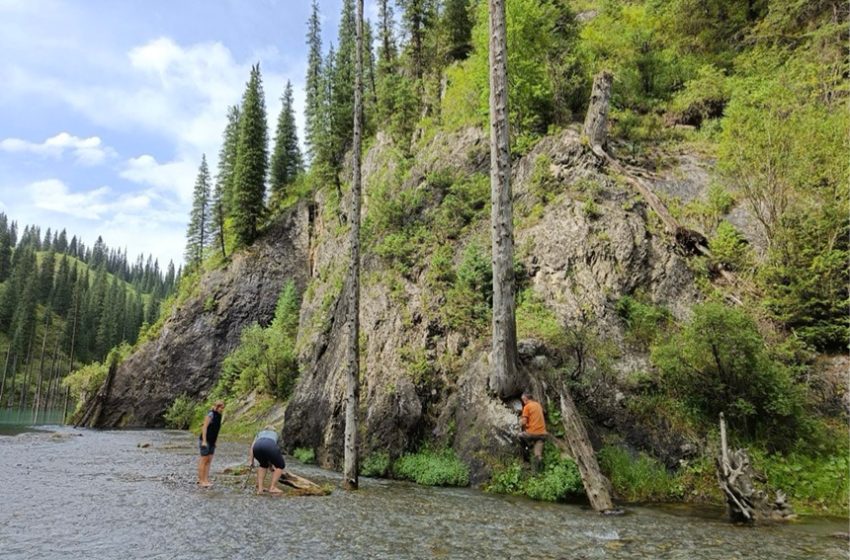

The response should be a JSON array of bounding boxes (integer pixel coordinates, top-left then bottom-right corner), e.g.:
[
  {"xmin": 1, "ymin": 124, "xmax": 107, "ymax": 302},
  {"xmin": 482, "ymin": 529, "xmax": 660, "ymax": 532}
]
[{"xmin": 0, "ymin": 427, "xmax": 845, "ymax": 559}]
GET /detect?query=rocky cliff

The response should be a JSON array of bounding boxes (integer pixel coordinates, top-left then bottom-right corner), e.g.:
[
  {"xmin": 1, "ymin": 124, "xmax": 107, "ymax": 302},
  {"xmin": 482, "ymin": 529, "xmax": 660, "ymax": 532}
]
[{"xmin": 90, "ymin": 126, "xmax": 703, "ymax": 478}]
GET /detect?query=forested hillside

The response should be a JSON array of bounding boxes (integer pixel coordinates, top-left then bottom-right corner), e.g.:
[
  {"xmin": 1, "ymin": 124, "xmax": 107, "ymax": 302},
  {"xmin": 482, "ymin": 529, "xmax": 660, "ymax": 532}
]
[
  {"xmin": 0, "ymin": 213, "xmax": 178, "ymax": 413},
  {"xmin": 75, "ymin": 0, "xmax": 847, "ymax": 514}
]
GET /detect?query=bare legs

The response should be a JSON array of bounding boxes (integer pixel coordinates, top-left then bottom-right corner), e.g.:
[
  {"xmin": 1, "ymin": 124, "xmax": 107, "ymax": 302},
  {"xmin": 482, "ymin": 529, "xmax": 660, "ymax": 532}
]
[
  {"xmin": 198, "ymin": 454, "xmax": 213, "ymax": 487},
  {"xmin": 256, "ymin": 466, "xmax": 285, "ymax": 494}
]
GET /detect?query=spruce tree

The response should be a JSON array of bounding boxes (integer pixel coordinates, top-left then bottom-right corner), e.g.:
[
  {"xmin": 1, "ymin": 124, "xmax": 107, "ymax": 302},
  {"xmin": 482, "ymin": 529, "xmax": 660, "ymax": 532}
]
[
  {"xmin": 305, "ymin": 0, "xmax": 324, "ymax": 162},
  {"xmin": 0, "ymin": 222, "xmax": 11, "ymax": 283},
  {"xmin": 270, "ymin": 81, "xmax": 303, "ymax": 197},
  {"xmin": 377, "ymin": 0, "xmax": 397, "ymax": 69},
  {"xmin": 232, "ymin": 64, "xmax": 269, "ymax": 247},
  {"xmin": 184, "ymin": 154, "xmax": 212, "ymax": 268},
  {"xmin": 38, "ymin": 249, "xmax": 56, "ymax": 304},
  {"xmin": 210, "ymin": 106, "xmax": 240, "ymax": 259}
]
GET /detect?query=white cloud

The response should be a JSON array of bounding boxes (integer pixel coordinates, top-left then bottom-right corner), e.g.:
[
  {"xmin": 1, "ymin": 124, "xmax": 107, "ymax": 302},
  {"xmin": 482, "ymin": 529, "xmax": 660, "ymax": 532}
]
[
  {"xmin": 29, "ymin": 179, "xmax": 111, "ymax": 219},
  {"xmin": 0, "ymin": 132, "xmax": 112, "ymax": 165},
  {"xmin": 120, "ymin": 154, "xmax": 198, "ymax": 204}
]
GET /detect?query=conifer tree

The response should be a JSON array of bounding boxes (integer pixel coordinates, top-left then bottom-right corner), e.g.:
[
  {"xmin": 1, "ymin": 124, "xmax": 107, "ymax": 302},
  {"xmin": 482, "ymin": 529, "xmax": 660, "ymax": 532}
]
[
  {"xmin": 377, "ymin": 0, "xmax": 397, "ymax": 69},
  {"xmin": 270, "ymin": 81, "xmax": 303, "ymax": 196},
  {"xmin": 0, "ymin": 218, "xmax": 11, "ymax": 283},
  {"xmin": 38, "ymin": 249, "xmax": 56, "ymax": 303},
  {"xmin": 52, "ymin": 256, "xmax": 72, "ymax": 316},
  {"xmin": 212, "ymin": 105, "xmax": 241, "ymax": 225},
  {"xmin": 185, "ymin": 154, "xmax": 212, "ymax": 268},
  {"xmin": 304, "ymin": 0, "xmax": 324, "ymax": 162},
  {"xmin": 232, "ymin": 64, "xmax": 269, "ymax": 247}
]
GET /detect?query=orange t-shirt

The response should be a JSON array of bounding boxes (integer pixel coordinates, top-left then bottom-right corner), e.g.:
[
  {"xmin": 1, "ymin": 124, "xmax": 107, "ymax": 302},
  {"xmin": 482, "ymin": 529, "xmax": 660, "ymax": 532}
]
[{"xmin": 521, "ymin": 400, "xmax": 547, "ymax": 435}]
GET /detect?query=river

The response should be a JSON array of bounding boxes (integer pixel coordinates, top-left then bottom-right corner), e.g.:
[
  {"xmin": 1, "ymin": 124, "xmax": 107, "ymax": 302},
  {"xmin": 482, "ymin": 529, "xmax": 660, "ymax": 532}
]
[{"xmin": 0, "ymin": 426, "xmax": 846, "ymax": 559}]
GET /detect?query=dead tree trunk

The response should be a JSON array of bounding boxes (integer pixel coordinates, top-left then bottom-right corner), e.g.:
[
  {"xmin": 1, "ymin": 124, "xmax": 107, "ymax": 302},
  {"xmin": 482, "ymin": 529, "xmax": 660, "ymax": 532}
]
[
  {"xmin": 343, "ymin": 0, "xmax": 364, "ymax": 491},
  {"xmin": 583, "ymin": 70, "xmax": 613, "ymax": 150},
  {"xmin": 558, "ymin": 388, "xmax": 616, "ymax": 513},
  {"xmin": 716, "ymin": 413, "xmax": 795, "ymax": 523},
  {"xmin": 488, "ymin": 0, "xmax": 519, "ymax": 399},
  {"xmin": 33, "ymin": 313, "xmax": 51, "ymax": 423},
  {"xmin": 0, "ymin": 344, "xmax": 10, "ymax": 404},
  {"xmin": 75, "ymin": 354, "xmax": 119, "ymax": 428}
]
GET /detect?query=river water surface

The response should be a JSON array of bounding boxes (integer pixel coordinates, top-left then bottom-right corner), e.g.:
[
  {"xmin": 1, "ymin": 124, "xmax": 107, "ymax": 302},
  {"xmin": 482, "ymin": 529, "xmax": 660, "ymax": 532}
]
[{"xmin": 0, "ymin": 426, "xmax": 846, "ymax": 559}]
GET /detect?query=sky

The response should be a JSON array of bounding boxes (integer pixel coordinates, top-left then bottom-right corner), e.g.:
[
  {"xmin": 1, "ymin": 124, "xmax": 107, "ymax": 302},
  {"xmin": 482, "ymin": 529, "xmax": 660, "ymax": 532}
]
[{"xmin": 0, "ymin": 0, "xmax": 379, "ymax": 268}]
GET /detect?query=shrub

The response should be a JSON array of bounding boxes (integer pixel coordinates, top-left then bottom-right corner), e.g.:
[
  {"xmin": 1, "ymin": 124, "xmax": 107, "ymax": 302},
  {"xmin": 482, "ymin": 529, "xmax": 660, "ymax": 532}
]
[
  {"xmin": 393, "ymin": 448, "xmax": 469, "ymax": 487},
  {"xmin": 651, "ymin": 302, "xmax": 804, "ymax": 445},
  {"xmin": 523, "ymin": 459, "xmax": 583, "ymax": 502},
  {"xmin": 163, "ymin": 395, "xmax": 199, "ymax": 430},
  {"xmin": 442, "ymin": 243, "xmax": 492, "ymax": 334},
  {"xmin": 516, "ymin": 289, "xmax": 567, "ymax": 348},
  {"xmin": 361, "ymin": 452, "xmax": 391, "ymax": 477},
  {"xmin": 669, "ymin": 64, "xmax": 730, "ymax": 126},
  {"xmin": 292, "ymin": 447, "xmax": 316, "ymax": 464}
]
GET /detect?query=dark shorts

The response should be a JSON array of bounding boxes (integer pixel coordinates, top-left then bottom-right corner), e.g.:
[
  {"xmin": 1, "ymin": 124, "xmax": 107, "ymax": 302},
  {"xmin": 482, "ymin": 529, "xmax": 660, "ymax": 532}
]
[
  {"xmin": 519, "ymin": 432, "xmax": 547, "ymax": 443},
  {"xmin": 252, "ymin": 438, "xmax": 285, "ymax": 470},
  {"xmin": 199, "ymin": 438, "xmax": 216, "ymax": 456}
]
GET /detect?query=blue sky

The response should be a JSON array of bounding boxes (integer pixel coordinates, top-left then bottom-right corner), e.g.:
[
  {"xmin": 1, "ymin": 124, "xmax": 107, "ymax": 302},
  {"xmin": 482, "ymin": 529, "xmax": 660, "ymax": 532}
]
[{"xmin": 0, "ymin": 0, "xmax": 376, "ymax": 267}]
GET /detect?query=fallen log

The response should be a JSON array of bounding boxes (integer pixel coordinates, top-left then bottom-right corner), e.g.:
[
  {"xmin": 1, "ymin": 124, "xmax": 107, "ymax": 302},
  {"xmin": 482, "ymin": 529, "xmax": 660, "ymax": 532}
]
[{"xmin": 221, "ymin": 464, "xmax": 331, "ymax": 496}]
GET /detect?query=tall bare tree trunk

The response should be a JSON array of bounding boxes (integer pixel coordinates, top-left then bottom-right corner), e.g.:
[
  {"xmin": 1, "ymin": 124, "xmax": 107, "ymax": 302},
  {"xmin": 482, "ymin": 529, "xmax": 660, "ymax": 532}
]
[
  {"xmin": 33, "ymin": 313, "xmax": 51, "ymax": 423},
  {"xmin": 0, "ymin": 344, "xmax": 10, "ymax": 405},
  {"xmin": 45, "ymin": 333, "xmax": 61, "ymax": 412},
  {"xmin": 343, "ymin": 0, "xmax": 364, "ymax": 491},
  {"xmin": 558, "ymin": 388, "xmax": 616, "ymax": 512},
  {"xmin": 487, "ymin": 0, "xmax": 519, "ymax": 399},
  {"xmin": 19, "ymin": 333, "xmax": 35, "ymax": 410}
]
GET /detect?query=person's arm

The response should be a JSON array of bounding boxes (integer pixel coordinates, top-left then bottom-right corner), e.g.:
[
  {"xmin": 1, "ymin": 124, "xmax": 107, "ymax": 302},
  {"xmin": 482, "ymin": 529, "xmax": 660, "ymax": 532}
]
[
  {"xmin": 200, "ymin": 413, "xmax": 212, "ymax": 447},
  {"xmin": 247, "ymin": 444, "xmax": 255, "ymax": 467},
  {"xmin": 520, "ymin": 406, "xmax": 529, "ymax": 430}
]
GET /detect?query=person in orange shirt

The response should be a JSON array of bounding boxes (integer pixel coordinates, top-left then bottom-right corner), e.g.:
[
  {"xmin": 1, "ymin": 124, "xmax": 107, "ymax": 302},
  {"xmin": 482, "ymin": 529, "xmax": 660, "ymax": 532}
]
[{"xmin": 519, "ymin": 391, "xmax": 547, "ymax": 472}]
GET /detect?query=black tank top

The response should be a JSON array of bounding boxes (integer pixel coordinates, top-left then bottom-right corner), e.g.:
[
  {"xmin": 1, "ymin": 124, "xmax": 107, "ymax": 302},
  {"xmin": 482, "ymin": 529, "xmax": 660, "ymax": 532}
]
[{"xmin": 206, "ymin": 410, "xmax": 222, "ymax": 445}]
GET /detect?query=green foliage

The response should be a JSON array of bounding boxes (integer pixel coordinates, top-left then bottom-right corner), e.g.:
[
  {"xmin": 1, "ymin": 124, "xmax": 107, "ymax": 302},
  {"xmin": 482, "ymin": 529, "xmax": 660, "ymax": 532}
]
[
  {"xmin": 443, "ymin": 0, "xmax": 576, "ymax": 134},
  {"xmin": 62, "ymin": 360, "xmax": 108, "ymax": 412},
  {"xmin": 615, "ymin": 295, "xmax": 671, "ymax": 350},
  {"xmin": 213, "ymin": 281, "xmax": 300, "ymax": 401},
  {"xmin": 292, "ymin": 447, "xmax": 316, "ymax": 464},
  {"xmin": 599, "ymin": 445, "xmax": 675, "ymax": 502},
  {"xmin": 756, "ymin": 451, "xmax": 850, "ymax": 516},
  {"xmin": 184, "ymin": 155, "xmax": 212, "ymax": 268},
  {"xmin": 487, "ymin": 445, "xmax": 583, "ymax": 502},
  {"xmin": 759, "ymin": 204, "xmax": 849, "ymax": 352},
  {"xmin": 515, "ymin": 289, "xmax": 566, "ymax": 348},
  {"xmin": 442, "ymin": 242, "xmax": 491, "ymax": 334},
  {"xmin": 669, "ymin": 64, "xmax": 730, "ymax": 126},
  {"xmin": 360, "ymin": 451, "xmax": 391, "ymax": 477},
  {"xmin": 163, "ymin": 395, "xmax": 200, "ymax": 430},
  {"xmin": 270, "ymin": 80, "xmax": 303, "ymax": 196},
  {"xmin": 651, "ymin": 302, "xmax": 803, "ymax": 445},
  {"xmin": 232, "ymin": 64, "xmax": 269, "ymax": 247},
  {"xmin": 393, "ymin": 448, "xmax": 469, "ymax": 487},
  {"xmin": 708, "ymin": 221, "xmax": 752, "ymax": 272}
]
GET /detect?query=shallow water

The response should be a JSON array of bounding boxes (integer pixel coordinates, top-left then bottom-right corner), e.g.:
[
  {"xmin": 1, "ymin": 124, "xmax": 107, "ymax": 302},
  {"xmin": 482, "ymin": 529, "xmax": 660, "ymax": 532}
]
[{"xmin": 0, "ymin": 427, "xmax": 846, "ymax": 560}]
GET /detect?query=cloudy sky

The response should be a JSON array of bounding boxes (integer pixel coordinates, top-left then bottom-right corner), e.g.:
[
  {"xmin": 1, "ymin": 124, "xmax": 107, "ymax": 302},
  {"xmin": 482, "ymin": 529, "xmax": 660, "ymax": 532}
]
[{"xmin": 0, "ymin": 0, "xmax": 376, "ymax": 267}]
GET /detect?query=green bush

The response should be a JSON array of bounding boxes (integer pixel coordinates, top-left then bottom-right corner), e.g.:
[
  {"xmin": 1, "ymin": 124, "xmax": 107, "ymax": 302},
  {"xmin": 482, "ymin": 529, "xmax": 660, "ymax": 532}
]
[
  {"xmin": 651, "ymin": 302, "xmax": 804, "ymax": 445},
  {"xmin": 442, "ymin": 243, "xmax": 492, "ymax": 334},
  {"xmin": 516, "ymin": 289, "xmax": 567, "ymax": 348},
  {"xmin": 292, "ymin": 447, "xmax": 316, "ymax": 464},
  {"xmin": 163, "ymin": 395, "xmax": 199, "ymax": 430},
  {"xmin": 393, "ymin": 448, "xmax": 470, "ymax": 487},
  {"xmin": 669, "ymin": 64, "xmax": 730, "ymax": 126},
  {"xmin": 756, "ymin": 450, "xmax": 850, "ymax": 516},
  {"xmin": 361, "ymin": 452, "xmax": 391, "ymax": 477}
]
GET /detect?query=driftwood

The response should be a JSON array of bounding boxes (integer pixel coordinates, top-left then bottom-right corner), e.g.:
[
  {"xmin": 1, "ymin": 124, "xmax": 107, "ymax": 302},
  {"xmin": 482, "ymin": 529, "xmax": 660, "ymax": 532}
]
[
  {"xmin": 221, "ymin": 464, "xmax": 331, "ymax": 496},
  {"xmin": 558, "ymin": 387, "xmax": 618, "ymax": 513},
  {"xmin": 716, "ymin": 413, "xmax": 795, "ymax": 523}
]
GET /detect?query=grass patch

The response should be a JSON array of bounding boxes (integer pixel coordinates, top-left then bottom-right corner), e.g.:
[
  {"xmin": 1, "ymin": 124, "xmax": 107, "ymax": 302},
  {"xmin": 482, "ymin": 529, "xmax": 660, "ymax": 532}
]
[
  {"xmin": 599, "ymin": 445, "xmax": 676, "ymax": 503},
  {"xmin": 487, "ymin": 444, "xmax": 583, "ymax": 502},
  {"xmin": 393, "ymin": 448, "xmax": 470, "ymax": 487}
]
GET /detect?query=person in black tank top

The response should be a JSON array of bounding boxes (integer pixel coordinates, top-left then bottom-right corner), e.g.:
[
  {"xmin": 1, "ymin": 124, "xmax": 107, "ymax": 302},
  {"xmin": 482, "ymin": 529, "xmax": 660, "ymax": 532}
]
[{"xmin": 197, "ymin": 401, "xmax": 225, "ymax": 487}]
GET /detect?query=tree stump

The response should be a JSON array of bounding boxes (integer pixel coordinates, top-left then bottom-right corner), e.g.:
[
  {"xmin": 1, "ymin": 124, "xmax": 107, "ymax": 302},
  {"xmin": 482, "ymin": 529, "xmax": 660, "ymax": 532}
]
[{"xmin": 583, "ymin": 70, "xmax": 613, "ymax": 149}]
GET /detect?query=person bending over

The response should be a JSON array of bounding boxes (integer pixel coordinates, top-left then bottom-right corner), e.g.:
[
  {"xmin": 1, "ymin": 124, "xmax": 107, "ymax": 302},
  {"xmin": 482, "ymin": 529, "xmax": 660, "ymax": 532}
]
[
  {"xmin": 197, "ymin": 401, "xmax": 225, "ymax": 487},
  {"xmin": 248, "ymin": 426, "xmax": 286, "ymax": 494}
]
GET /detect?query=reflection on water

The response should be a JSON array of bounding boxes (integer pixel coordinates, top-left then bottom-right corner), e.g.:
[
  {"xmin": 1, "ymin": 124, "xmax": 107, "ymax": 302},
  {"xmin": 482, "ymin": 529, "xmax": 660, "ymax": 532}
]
[
  {"xmin": 0, "ymin": 406, "xmax": 66, "ymax": 425},
  {"xmin": 0, "ymin": 428, "xmax": 846, "ymax": 560}
]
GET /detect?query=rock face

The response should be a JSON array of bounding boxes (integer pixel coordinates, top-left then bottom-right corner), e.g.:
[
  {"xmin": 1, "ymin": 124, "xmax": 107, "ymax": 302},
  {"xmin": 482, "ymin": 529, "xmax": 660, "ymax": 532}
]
[
  {"xmin": 93, "ymin": 126, "xmax": 702, "ymax": 480},
  {"xmin": 91, "ymin": 208, "xmax": 311, "ymax": 427}
]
